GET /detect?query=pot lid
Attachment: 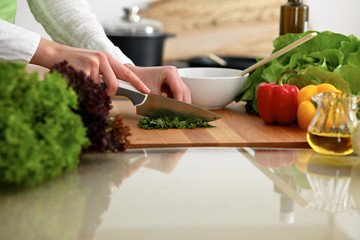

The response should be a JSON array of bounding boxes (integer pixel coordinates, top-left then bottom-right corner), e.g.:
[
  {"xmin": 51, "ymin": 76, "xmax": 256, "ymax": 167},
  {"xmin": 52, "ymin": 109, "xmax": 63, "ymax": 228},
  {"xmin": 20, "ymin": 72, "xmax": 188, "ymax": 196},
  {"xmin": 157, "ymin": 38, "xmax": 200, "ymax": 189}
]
[{"xmin": 106, "ymin": 6, "xmax": 164, "ymax": 36}]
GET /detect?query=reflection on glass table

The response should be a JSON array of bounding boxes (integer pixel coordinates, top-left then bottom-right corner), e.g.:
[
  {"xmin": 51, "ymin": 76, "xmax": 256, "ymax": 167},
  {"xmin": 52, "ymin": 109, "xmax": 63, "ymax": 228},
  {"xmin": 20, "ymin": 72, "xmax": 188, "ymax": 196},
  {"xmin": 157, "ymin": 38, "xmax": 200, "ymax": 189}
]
[
  {"xmin": 1, "ymin": 147, "xmax": 360, "ymax": 240},
  {"xmin": 241, "ymin": 148, "xmax": 360, "ymax": 219},
  {"xmin": 295, "ymin": 151, "xmax": 360, "ymax": 213},
  {"xmin": 241, "ymin": 148, "xmax": 308, "ymax": 224},
  {"xmin": 0, "ymin": 148, "xmax": 186, "ymax": 240}
]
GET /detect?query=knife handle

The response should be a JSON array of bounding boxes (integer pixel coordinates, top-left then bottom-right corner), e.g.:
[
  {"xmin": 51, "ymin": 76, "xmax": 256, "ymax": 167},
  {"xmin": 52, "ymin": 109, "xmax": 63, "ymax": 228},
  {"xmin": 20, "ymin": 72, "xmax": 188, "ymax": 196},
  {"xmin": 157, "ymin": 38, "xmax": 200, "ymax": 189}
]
[{"xmin": 101, "ymin": 78, "xmax": 147, "ymax": 106}]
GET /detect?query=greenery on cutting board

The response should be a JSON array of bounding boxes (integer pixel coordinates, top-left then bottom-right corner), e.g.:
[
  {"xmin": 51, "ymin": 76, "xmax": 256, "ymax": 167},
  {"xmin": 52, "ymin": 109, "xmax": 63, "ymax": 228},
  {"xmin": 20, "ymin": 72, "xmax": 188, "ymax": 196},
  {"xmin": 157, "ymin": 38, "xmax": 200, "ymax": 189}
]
[
  {"xmin": 138, "ymin": 116, "xmax": 215, "ymax": 130},
  {"xmin": 234, "ymin": 31, "xmax": 360, "ymax": 115}
]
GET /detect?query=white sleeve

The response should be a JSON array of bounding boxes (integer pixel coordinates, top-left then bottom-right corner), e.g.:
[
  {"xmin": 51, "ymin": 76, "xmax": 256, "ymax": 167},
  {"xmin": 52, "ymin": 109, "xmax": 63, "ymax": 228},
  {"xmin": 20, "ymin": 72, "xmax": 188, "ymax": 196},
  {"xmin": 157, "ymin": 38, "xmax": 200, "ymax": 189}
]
[
  {"xmin": 26, "ymin": 0, "xmax": 134, "ymax": 65},
  {"xmin": 0, "ymin": 19, "xmax": 41, "ymax": 63}
]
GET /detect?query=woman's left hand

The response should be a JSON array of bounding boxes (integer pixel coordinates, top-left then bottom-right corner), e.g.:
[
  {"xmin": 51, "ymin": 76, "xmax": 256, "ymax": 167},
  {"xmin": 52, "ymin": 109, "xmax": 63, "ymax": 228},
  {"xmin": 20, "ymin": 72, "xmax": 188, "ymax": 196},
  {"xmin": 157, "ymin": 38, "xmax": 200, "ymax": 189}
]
[{"xmin": 125, "ymin": 64, "xmax": 191, "ymax": 104}]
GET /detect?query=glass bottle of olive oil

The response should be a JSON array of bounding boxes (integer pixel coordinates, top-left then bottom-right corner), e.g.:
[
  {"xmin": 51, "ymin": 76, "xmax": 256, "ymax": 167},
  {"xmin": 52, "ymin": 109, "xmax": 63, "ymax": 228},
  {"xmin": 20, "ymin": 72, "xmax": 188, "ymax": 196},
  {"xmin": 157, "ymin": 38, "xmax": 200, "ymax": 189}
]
[
  {"xmin": 307, "ymin": 92, "xmax": 359, "ymax": 156},
  {"xmin": 307, "ymin": 132, "xmax": 353, "ymax": 156},
  {"xmin": 279, "ymin": 0, "xmax": 309, "ymax": 35}
]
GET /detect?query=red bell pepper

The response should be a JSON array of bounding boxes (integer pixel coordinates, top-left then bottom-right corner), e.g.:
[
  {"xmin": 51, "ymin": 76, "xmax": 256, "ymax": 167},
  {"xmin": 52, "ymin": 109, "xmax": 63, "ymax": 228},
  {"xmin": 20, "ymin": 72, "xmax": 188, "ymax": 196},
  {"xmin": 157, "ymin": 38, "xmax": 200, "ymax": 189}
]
[{"xmin": 257, "ymin": 74, "xmax": 299, "ymax": 125}]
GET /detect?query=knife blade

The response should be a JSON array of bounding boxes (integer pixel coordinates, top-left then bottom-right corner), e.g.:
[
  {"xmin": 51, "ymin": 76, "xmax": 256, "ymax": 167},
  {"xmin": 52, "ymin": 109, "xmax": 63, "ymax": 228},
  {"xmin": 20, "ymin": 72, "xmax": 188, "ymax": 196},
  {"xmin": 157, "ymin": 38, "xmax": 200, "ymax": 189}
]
[{"xmin": 102, "ymin": 79, "xmax": 221, "ymax": 122}]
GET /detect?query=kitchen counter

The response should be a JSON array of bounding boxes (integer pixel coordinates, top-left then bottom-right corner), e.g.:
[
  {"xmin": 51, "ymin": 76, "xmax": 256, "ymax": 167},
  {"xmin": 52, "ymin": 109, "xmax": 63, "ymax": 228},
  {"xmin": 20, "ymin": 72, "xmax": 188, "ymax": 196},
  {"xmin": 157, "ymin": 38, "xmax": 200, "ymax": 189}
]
[
  {"xmin": 4, "ymin": 65, "xmax": 358, "ymax": 239},
  {"xmin": 1, "ymin": 147, "xmax": 360, "ymax": 240}
]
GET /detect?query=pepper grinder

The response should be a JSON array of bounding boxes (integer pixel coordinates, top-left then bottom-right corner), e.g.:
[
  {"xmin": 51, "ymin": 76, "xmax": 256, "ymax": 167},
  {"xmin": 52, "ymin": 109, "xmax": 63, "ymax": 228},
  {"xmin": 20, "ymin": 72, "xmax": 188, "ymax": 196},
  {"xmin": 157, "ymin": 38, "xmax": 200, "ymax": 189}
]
[{"xmin": 279, "ymin": 0, "xmax": 309, "ymax": 35}]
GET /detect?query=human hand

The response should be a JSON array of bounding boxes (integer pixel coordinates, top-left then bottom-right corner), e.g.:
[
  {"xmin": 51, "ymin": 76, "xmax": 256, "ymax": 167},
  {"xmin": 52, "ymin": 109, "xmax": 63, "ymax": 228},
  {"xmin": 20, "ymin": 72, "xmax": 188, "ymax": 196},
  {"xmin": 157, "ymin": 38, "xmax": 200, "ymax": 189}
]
[
  {"xmin": 125, "ymin": 64, "xmax": 191, "ymax": 104},
  {"xmin": 30, "ymin": 38, "xmax": 150, "ymax": 97}
]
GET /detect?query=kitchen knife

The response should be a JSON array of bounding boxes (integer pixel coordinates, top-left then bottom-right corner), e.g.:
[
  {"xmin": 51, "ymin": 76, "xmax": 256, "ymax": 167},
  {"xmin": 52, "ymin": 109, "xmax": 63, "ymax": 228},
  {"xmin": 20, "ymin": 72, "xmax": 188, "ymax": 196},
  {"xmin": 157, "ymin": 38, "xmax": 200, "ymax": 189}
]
[{"xmin": 101, "ymin": 79, "xmax": 221, "ymax": 122}]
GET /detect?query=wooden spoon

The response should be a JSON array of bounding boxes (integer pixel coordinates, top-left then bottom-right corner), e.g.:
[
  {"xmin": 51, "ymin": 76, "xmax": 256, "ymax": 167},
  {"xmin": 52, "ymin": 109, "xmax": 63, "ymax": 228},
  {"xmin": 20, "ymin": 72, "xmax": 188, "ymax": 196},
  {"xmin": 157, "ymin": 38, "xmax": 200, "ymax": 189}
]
[
  {"xmin": 236, "ymin": 32, "xmax": 318, "ymax": 77},
  {"xmin": 207, "ymin": 53, "xmax": 227, "ymax": 66}
]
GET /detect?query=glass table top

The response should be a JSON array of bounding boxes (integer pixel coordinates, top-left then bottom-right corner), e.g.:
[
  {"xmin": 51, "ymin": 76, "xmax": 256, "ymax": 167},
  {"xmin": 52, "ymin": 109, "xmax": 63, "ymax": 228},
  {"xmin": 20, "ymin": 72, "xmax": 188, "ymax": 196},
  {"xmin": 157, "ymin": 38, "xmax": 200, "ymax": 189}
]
[{"xmin": 1, "ymin": 147, "xmax": 359, "ymax": 240}]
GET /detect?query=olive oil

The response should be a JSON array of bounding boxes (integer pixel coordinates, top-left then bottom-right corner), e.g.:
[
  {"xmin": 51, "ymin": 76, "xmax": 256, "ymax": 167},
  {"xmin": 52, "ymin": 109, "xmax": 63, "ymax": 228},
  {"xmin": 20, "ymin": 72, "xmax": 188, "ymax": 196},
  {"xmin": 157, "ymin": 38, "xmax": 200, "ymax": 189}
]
[
  {"xmin": 307, "ymin": 131, "xmax": 353, "ymax": 155},
  {"xmin": 279, "ymin": 0, "xmax": 309, "ymax": 35}
]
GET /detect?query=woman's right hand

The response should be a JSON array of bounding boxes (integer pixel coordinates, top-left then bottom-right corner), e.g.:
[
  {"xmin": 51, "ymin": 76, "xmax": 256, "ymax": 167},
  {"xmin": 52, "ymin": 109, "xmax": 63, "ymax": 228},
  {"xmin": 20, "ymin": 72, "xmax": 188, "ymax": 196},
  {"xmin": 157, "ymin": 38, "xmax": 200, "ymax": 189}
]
[{"xmin": 30, "ymin": 38, "xmax": 150, "ymax": 97}]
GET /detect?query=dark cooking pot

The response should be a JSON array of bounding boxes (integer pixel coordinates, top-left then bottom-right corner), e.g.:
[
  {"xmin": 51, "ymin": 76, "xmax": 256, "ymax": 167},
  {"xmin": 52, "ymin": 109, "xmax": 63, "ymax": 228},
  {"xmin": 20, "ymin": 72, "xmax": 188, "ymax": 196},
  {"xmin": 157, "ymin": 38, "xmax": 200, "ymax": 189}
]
[
  {"xmin": 107, "ymin": 32, "xmax": 174, "ymax": 67},
  {"xmin": 105, "ymin": 6, "xmax": 174, "ymax": 67}
]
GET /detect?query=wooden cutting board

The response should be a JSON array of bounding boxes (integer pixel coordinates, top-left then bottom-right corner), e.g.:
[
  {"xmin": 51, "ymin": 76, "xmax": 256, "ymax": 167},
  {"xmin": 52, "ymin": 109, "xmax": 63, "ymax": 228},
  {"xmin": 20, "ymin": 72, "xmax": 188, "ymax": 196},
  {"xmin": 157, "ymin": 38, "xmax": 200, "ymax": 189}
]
[{"xmin": 110, "ymin": 99, "xmax": 309, "ymax": 149}]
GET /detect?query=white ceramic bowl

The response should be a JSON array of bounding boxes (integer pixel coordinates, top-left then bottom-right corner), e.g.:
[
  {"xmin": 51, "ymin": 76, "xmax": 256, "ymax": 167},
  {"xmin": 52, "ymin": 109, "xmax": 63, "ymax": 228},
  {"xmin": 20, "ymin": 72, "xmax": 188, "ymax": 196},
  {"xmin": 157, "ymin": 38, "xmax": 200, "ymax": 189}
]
[{"xmin": 178, "ymin": 67, "xmax": 248, "ymax": 109}]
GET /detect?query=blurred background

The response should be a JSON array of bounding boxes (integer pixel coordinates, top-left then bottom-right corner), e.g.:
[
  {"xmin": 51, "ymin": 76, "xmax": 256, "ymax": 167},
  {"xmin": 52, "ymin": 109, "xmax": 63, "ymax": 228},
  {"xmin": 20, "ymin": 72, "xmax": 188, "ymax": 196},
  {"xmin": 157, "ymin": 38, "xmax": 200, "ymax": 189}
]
[{"xmin": 16, "ymin": 0, "xmax": 360, "ymax": 63}]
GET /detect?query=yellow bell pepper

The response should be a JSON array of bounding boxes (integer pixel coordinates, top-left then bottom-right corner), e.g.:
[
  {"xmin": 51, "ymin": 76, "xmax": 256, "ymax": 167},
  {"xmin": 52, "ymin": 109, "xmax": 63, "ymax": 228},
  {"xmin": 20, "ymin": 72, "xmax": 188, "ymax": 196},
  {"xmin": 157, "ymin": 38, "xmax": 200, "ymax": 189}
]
[{"xmin": 297, "ymin": 83, "xmax": 341, "ymax": 131}]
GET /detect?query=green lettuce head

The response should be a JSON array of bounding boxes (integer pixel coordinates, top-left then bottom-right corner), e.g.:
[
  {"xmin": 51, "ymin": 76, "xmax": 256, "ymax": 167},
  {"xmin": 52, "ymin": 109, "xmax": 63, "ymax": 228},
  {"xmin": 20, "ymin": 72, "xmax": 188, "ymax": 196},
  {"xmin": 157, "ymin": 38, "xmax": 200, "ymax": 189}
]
[
  {"xmin": 234, "ymin": 31, "xmax": 360, "ymax": 114},
  {"xmin": 0, "ymin": 62, "xmax": 90, "ymax": 187}
]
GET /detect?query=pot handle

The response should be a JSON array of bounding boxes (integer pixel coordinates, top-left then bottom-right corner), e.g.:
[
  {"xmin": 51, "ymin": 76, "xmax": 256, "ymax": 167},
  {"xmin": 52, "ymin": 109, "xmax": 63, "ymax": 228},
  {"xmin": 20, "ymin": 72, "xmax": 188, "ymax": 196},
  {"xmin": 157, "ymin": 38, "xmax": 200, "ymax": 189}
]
[{"xmin": 165, "ymin": 33, "xmax": 176, "ymax": 38}]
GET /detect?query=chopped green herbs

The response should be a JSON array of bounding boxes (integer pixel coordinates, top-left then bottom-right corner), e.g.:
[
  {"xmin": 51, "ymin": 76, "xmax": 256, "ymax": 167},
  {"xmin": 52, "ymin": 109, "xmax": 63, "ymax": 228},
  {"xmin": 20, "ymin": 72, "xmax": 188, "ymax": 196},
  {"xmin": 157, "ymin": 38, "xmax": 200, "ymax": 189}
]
[{"xmin": 137, "ymin": 116, "xmax": 215, "ymax": 130}]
